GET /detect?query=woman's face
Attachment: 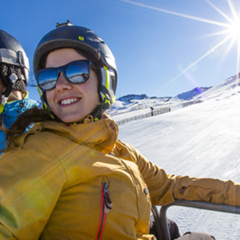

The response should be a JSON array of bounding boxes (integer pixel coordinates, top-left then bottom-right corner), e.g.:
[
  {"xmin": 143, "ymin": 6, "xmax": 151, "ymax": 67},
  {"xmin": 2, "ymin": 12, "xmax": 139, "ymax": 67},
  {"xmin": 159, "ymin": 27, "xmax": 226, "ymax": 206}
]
[{"xmin": 45, "ymin": 48, "xmax": 100, "ymax": 123}]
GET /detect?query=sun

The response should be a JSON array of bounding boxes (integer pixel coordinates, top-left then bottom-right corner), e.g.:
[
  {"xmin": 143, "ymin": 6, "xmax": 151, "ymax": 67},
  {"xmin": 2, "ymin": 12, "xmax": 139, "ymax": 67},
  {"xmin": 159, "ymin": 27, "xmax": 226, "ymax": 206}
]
[
  {"xmin": 229, "ymin": 18, "xmax": 240, "ymax": 40},
  {"xmin": 119, "ymin": 0, "xmax": 240, "ymax": 87}
]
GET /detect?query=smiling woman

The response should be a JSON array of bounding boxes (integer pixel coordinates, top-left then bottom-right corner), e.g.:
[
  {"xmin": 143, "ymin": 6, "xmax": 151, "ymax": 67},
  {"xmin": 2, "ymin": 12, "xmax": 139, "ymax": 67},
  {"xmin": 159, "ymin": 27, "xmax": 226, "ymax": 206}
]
[
  {"xmin": 1, "ymin": 20, "xmax": 240, "ymax": 240},
  {"xmin": 33, "ymin": 21, "xmax": 117, "ymax": 122},
  {"xmin": 44, "ymin": 48, "xmax": 100, "ymax": 123}
]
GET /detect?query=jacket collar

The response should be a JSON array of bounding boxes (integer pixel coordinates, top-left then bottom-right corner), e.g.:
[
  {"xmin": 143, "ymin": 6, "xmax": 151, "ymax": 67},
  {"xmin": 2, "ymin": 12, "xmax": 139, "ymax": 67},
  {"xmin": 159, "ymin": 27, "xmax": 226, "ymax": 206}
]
[{"xmin": 26, "ymin": 115, "xmax": 119, "ymax": 154}]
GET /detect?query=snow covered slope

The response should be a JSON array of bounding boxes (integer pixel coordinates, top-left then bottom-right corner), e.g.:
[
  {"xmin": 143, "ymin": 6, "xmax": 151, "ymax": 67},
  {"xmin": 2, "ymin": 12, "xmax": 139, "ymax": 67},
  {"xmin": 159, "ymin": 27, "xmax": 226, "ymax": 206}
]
[
  {"xmin": 108, "ymin": 94, "xmax": 171, "ymax": 116},
  {"xmin": 108, "ymin": 85, "xmax": 210, "ymax": 116},
  {"xmin": 194, "ymin": 73, "xmax": 240, "ymax": 100},
  {"xmin": 117, "ymin": 75, "xmax": 240, "ymax": 239},
  {"xmin": 177, "ymin": 87, "xmax": 211, "ymax": 100}
]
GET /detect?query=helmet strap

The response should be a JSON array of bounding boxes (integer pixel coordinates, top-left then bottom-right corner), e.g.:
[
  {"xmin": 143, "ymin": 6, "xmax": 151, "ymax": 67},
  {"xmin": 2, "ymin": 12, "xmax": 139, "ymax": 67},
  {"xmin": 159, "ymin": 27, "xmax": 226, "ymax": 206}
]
[
  {"xmin": 1, "ymin": 66, "xmax": 16, "ymax": 97},
  {"xmin": 2, "ymin": 84, "xmax": 12, "ymax": 97},
  {"xmin": 40, "ymin": 92, "xmax": 61, "ymax": 121},
  {"xmin": 90, "ymin": 104, "xmax": 106, "ymax": 121}
]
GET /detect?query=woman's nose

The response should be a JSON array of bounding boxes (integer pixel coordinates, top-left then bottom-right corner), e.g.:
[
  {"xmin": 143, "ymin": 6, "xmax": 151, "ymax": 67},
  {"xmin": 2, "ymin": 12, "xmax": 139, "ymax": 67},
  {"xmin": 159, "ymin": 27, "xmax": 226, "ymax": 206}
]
[{"xmin": 55, "ymin": 72, "xmax": 72, "ymax": 91}]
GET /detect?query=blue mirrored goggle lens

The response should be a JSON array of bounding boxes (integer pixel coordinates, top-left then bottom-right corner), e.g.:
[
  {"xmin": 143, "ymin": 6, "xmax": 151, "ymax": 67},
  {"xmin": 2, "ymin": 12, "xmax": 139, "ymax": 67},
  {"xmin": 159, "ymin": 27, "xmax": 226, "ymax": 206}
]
[
  {"xmin": 37, "ymin": 61, "xmax": 90, "ymax": 91},
  {"xmin": 66, "ymin": 63, "xmax": 89, "ymax": 83},
  {"xmin": 38, "ymin": 69, "xmax": 58, "ymax": 90}
]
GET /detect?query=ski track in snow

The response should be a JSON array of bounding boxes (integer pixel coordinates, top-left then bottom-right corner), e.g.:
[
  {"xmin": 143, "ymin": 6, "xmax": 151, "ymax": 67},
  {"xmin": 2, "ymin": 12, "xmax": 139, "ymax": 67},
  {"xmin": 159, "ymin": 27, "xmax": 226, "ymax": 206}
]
[{"xmin": 116, "ymin": 86, "xmax": 240, "ymax": 239}]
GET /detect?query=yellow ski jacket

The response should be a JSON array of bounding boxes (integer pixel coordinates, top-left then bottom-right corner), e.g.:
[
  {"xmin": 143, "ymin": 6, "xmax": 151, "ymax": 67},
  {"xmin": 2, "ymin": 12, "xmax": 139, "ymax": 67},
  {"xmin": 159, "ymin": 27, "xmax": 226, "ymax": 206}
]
[{"xmin": 0, "ymin": 116, "xmax": 240, "ymax": 240}]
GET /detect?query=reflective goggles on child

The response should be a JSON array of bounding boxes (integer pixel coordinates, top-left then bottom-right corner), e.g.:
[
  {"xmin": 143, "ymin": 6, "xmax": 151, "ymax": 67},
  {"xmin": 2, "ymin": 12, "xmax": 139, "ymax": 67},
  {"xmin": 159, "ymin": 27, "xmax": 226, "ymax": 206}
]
[{"xmin": 35, "ymin": 60, "xmax": 94, "ymax": 91}]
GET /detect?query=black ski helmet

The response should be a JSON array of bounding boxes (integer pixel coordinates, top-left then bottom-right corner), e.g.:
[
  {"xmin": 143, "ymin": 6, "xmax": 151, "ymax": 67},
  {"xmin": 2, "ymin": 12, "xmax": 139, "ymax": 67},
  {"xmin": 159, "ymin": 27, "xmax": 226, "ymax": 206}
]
[
  {"xmin": 33, "ymin": 20, "xmax": 117, "ymax": 118},
  {"xmin": 0, "ymin": 29, "xmax": 29, "ymax": 96}
]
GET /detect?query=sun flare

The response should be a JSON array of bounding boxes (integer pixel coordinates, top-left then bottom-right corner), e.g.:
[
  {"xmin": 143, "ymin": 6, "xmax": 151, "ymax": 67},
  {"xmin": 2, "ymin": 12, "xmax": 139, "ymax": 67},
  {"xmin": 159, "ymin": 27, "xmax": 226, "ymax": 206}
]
[
  {"xmin": 120, "ymin": 0, "xmax": 240, "ymax": 89},
  {"xmin": 229, "ymin": 18, "xmax": 240, "ymax": 40}
]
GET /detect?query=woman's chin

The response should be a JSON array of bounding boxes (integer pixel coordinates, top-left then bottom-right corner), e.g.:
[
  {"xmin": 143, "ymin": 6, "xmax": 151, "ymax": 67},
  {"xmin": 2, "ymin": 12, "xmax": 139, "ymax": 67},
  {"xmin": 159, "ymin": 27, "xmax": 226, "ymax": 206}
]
[{"xmin": 57, "ymin": 113, "xmax": 86, "ymax": 123}]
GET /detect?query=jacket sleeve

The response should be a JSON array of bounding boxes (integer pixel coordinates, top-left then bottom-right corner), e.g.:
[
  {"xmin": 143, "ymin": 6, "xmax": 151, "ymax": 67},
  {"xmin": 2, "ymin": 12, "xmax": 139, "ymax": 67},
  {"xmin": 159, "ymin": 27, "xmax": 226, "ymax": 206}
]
[
  {"xmin": 172, "ymin": 175, "xmax": 240, "ymax": 207},
  {"xmin": 0, "ymin": 135, "xmax": 68, "ymax": 240},
  {"xmin": 120, "ymin": 141, "xmax": 240, "ymax": 207}
]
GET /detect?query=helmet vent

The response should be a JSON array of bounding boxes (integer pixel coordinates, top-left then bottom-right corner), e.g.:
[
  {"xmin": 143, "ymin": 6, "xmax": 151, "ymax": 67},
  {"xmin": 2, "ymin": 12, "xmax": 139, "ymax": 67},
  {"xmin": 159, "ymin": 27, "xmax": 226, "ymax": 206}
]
[
  {"xmin": 56, "ymin": 20, "xmax": 73, "ymax": 28},
  {"xmin": 87, "ymin": 36, "xmax": 105, "ymax": 43}
]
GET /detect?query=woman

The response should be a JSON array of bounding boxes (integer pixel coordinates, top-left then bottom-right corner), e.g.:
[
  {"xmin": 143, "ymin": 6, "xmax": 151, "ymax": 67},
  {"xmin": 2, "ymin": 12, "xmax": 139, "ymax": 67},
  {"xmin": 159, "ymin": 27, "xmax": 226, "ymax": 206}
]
[
  {"xmin": 0, "ymin": 29, "xmax": 40, "ymax": 154},
  {"xmin": 0, "ymin": 21, "xmax": 239, "ymax": 240}
]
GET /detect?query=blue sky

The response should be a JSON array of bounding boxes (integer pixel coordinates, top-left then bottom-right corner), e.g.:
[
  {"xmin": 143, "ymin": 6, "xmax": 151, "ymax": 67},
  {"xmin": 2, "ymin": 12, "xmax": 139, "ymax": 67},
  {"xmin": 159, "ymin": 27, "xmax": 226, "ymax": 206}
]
[{"xmin": 1, "ymin": 0, "xmax": 240, "ymax": 101}]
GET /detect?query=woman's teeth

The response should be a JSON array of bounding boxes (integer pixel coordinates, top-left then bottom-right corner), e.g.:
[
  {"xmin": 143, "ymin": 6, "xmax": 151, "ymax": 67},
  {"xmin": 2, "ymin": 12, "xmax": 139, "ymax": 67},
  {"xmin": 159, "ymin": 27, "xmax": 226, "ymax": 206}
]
[{"xmin": 61, "ymin": 98, "xmax": 78, "ymax": 105}]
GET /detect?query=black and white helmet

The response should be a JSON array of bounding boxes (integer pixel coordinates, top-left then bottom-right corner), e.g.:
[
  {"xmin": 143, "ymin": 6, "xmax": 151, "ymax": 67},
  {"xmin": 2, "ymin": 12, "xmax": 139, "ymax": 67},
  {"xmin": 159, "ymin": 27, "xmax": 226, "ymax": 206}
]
[
  {"xmin": 0, "ymin": 29, "xmax": 29, "ymax": 97},
  {"xmin": 33, "ymin": 20, "xmax": 117, "ymax": 117}
]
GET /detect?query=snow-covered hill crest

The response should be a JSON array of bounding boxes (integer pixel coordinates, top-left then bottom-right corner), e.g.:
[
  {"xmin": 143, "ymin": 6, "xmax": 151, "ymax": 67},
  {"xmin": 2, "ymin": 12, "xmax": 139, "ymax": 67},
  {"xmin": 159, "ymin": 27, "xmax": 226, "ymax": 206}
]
[
  {"xmin": 194, "ymin": 73, "xmax": 240, "ymax": 100},
  {"xmin": 109, "ymin": 85, "xmax": 211, "ymax": 115},
  {"xmin": 177, "ymin": 87, "xmax": 211, "ymax": 100},
  {"xmin": 108, "ymin": 73, "xmax": 240, "ymax": 117}
]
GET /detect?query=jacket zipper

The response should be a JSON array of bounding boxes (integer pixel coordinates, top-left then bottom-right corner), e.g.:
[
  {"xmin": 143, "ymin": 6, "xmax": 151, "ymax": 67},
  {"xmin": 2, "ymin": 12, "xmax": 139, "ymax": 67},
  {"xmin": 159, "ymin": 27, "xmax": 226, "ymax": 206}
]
[{"xmin": 95, "ymin": 182, "xmax": 112, "ymax": 240}]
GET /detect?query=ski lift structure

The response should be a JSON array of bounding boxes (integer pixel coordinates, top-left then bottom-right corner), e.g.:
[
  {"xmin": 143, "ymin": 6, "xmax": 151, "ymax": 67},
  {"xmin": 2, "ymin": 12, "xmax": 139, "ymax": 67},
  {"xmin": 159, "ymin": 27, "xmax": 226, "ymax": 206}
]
[{"xmin": 152, "ymin": 200, "xmax": 240, "ymax": 240}]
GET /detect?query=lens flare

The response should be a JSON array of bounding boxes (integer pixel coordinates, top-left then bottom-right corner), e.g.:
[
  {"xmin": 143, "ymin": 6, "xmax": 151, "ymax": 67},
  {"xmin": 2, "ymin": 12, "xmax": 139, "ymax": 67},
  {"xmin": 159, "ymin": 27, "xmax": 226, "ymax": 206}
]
[
  {"xmin": 229, "ymin": 19, "xmax": 240, "ymax": 39},
  {"xmin": 119, "ymin": 0, "xmax": 240, "ymax": 92}
]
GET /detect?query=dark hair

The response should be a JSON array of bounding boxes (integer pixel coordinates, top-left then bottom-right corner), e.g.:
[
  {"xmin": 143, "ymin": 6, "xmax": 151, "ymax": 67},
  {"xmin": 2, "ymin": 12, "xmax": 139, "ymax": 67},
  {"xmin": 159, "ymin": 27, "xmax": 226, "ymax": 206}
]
[{"xmin": 2, "ymin": 107, "xmax": 53, "ymax": 152}]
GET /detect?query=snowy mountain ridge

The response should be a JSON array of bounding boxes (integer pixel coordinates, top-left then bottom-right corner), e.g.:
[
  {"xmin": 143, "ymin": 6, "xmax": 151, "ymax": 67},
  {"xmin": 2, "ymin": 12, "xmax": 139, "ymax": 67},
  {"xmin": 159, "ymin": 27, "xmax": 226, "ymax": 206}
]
[
  {"xmin": 176, "ymin": 86, "xmax": 211, "ymax": 100},
  {"xmin": 194, "ymin": 73, "xmax": 240, "ymax": 100},
  {"xmin": 109, "ymin": 84, "xmax": 211, "ymax": 116},
  {"xmin": 117, "ymin": 94, "xmax": 171, "ymax": 102},
  {"xmin": 108, "ymin": 73, "xmax": 240, "ymax": 117}
]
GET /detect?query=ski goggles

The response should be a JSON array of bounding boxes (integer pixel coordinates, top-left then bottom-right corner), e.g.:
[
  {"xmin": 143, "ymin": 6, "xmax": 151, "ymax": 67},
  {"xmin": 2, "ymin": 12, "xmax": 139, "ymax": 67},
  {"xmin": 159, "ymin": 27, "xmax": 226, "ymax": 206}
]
[{"xmin": 35, "ymin": 60, "xmax": 94, "ymax": 91}]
